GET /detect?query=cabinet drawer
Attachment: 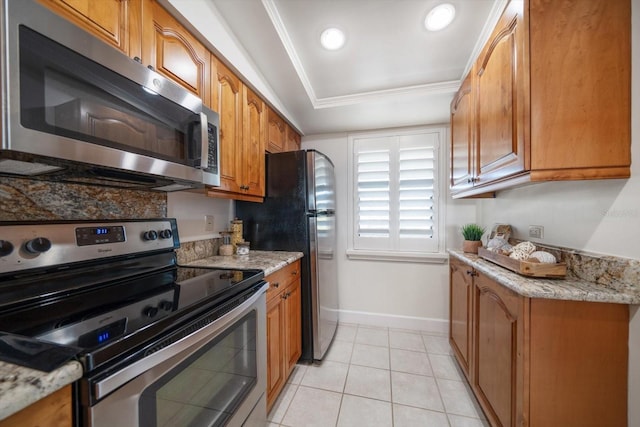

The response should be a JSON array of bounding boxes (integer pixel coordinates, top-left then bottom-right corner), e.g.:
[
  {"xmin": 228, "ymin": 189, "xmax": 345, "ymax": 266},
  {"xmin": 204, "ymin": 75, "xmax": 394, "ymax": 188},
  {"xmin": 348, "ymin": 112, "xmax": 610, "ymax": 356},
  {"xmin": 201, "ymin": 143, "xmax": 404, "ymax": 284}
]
[{"xmin": 265, "ymin": 260, "xmax": 300, "ymax": 302}]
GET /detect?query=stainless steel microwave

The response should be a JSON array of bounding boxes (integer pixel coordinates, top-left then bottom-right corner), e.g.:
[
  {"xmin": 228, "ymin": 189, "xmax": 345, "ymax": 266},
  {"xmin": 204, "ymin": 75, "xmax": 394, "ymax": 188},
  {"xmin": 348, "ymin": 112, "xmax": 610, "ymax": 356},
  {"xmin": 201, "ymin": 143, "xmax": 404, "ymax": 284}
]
[{"xmin": 0, "ymin": 0, "xmax": 220, "ymax": 191}]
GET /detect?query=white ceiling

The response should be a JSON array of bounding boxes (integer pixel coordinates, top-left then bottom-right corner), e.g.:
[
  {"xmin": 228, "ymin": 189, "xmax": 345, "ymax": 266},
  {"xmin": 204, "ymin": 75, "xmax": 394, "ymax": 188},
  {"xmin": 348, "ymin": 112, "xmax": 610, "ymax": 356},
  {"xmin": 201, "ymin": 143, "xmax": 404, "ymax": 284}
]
[{"xmin": 207, "ymin": 0, "xmax": 500, "ymax": 135}]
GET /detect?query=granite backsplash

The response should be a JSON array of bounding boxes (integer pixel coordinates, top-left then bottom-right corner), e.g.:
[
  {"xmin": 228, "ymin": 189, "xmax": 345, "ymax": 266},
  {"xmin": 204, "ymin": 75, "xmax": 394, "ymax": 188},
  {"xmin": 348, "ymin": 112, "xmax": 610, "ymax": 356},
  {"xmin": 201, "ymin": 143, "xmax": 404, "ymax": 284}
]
[
  {"xmin": 175, "ymin": 238, "xmax": 221, "ymax": 264},
  {"xmin": 0, "ymin": 177, "xmax": 166, "ymax": 220},
  {"xmin": 509, "ymin": 239, "xmax": 640, "ymax": 295}
]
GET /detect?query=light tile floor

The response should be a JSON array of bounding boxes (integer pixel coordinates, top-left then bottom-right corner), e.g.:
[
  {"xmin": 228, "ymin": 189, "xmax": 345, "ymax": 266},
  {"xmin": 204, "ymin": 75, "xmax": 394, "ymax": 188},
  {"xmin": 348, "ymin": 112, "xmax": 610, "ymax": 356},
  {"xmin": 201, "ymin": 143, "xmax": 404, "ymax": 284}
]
[{"xmin": 268, "ymin": 323, "xmax": 489, "ymax": 427}]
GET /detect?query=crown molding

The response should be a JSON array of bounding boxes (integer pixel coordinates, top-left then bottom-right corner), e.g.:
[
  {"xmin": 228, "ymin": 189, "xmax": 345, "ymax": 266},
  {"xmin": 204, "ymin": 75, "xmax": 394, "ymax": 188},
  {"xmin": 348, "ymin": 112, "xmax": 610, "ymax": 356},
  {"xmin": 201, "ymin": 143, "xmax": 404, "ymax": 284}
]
[
  {"xmin": 314, "ymin": 80, "xmax": 461, "ymax": 109},
  {"xmin": 261, "ymin": 0, "xmax": 319, "ymax": 103}
]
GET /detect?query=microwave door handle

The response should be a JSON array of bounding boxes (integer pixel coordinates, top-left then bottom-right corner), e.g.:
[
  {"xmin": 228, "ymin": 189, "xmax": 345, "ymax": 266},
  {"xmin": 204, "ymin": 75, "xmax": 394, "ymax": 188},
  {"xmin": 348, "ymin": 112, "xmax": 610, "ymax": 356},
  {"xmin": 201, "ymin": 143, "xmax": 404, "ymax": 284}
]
[{"xmin": 199, "ymin": 112, "xmax": 209, "ymax": 169}]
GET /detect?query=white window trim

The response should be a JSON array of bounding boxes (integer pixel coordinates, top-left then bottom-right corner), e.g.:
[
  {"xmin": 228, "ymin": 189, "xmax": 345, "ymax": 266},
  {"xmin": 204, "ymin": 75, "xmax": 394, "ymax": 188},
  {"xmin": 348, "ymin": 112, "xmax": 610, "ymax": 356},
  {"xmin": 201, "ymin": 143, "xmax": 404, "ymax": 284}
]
[{"xmin": 347, "ymin": 125, "xmax": 448, "ymax": 263}]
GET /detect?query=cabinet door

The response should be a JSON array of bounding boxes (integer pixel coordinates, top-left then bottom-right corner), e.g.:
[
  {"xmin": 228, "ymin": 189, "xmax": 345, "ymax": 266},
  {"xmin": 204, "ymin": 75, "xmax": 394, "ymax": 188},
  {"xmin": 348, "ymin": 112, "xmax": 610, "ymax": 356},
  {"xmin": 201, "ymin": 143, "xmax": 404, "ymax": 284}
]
[
  {"xmin": 284, "ymin": 278, "xmax": 302, "ymax": 375},
  {"xmin": 473, "ymin": 272, "xmax": 525, "ymax": 427},
  {"xmin": 212, "ymin": 57, "xmax": 243, "ymax": 193},
  {"xmin": 142, "ymin": 0, "xmax": 210, "ymax": 106},
  {"xmin": 39, "ymin": 0, "xmax": 142, "ymax": 57},
  {"xmin": 449, "ymin": 258, "xmax": 473, "ymax": 379},
  {"xmin": 475, "ymin": 0, "xmax": 527, "ymax": 185},
  {"xmin": 285, "ymin": 125, "xmax": 301, "ymax": 152},
  {"xmin": 266, "ymin": 295, "xmax": 286, "ymax": 410},
  {"xmin": 450, "ymin": 73, "xmax": 474, "ymax": 192},
  {"xmin": 529, "ymin": 0, "xmax": 631, "ymax": 176},
  {"xmin": 0, "ymin": 384, "xmax": 72, "ymax": 427},
  {"xmin": 242, "ymin": 86, "xmax": 266, "ymax": 197},
  {"xmin": 267, "ymin": 108, "xmax": 286, "ymax": 153}
]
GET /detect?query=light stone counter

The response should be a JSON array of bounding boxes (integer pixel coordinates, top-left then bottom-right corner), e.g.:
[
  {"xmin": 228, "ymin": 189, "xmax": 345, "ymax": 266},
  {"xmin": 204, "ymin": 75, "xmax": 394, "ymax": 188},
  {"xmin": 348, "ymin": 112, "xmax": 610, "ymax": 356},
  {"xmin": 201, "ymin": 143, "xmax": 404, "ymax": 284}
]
[
  {"xmin": 449, "ymin": 250, "xmax": 640, "ymax": 304},
  {"xmin": 0, "ymin": 360, "xmax": 82, "ymax": 421},
  {"xmin": 184, "ymin": 250, "xmax": 303, "ymax": 277}
]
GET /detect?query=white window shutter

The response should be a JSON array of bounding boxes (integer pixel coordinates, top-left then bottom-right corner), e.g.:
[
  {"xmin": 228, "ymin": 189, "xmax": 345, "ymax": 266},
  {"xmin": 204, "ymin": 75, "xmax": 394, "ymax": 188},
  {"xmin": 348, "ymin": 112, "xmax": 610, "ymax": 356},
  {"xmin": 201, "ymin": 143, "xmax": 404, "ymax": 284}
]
[{"xmin": 352, "ymin": 131, "xmax": 440, "ymax": 253}]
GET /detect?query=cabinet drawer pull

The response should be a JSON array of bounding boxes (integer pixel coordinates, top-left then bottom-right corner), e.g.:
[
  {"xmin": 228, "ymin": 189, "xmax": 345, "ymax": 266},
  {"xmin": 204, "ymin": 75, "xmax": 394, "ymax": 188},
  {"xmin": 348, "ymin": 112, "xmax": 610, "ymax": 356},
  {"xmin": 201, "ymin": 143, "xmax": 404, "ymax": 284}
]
[
  {"xmin": 291, "ymin": 270, "xmax": 298, "ymax": 276},
  {"xmin": 272, "ymin": 282, "xmax": 279, "ymax": 288}
]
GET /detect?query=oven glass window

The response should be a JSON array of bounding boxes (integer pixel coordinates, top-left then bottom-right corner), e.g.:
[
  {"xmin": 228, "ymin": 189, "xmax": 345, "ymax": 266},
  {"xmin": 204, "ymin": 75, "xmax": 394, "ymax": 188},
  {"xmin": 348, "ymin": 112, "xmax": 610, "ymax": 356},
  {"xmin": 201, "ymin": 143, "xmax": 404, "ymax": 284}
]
[
  {"xmin": 139, "ymin": 311, "xmax": 257, "ymax": 427},
  {"xmin": 18, "ymin": 26, "xmax": 199, "ymax": 166}
]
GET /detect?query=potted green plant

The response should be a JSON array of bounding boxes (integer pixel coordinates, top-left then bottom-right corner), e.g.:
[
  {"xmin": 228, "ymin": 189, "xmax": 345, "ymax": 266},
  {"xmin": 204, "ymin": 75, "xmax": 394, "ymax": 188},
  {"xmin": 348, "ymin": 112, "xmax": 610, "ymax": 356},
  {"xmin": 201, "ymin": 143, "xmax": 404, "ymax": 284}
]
[{"xmin": 461, "ymin": 223, "xmax": 485, "ymax": 254}]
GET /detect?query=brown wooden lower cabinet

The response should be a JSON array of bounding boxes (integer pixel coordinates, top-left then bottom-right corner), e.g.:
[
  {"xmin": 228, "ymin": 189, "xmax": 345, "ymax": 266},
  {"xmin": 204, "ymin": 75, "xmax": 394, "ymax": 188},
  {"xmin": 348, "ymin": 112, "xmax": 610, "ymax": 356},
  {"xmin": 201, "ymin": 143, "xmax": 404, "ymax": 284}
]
[
  {"xmin": 265, "ymin": 260, "xmax": 302, "ymax": 412},
  {"xmin": 450, "ymin": 256, "xmax": 629, "ymax": 427},
  {"xmin": 0, "ymin": 385, "xmax": 72, "ymax": 427}
]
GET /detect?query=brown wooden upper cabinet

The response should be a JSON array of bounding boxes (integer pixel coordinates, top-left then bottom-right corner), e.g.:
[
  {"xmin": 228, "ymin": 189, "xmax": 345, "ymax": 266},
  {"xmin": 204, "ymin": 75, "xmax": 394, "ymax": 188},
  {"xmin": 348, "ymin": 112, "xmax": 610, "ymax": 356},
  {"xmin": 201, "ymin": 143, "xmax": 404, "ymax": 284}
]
[
  {"xmin": 141, "ymin": 0, "xmax": 211, "ymax": 107},
  {"xmin": 211, "ymin": 57, "xmax": 243, "ymax": 194},
  {"xmin": 285, "ymin": 124, "xmax": 301, "ymax": 152},
  {"xmin": 450, "ymin": 0, "xmax": 631, "ymax": 198},
  {"xmin": 450, "ymin": 73, "xmax": 474, "ymax": 193},
  {"xmin": 267, "ymin": 107, "xmax": 286, "ymax": 153},
  {"xmin": 240, "ymin": 85, "xmax": 266, "ymax": 197},
  {"xmin": 39, "ymin": 0, "xmax": 142, "ymax": 58},
  {"xmin": 208, "ymin": 58, "xmax": 265, "ymax": 201}
]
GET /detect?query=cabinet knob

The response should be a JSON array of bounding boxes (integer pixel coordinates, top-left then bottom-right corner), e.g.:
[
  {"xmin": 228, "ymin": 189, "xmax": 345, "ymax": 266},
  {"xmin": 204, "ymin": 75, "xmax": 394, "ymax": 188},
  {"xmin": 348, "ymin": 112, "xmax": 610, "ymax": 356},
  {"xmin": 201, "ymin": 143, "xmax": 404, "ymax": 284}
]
[{"xmin": 291, "ymin": 270, "xmax": 298, "ymax": 276}]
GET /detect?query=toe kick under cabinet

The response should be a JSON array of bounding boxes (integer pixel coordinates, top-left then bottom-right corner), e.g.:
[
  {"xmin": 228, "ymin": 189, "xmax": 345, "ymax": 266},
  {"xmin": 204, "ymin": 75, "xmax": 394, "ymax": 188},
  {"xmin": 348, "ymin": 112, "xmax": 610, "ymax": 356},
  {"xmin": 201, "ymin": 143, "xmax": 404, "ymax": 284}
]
[{"xmin": 449, "ymin": 257, "xmax": 629, "ymax": 427}]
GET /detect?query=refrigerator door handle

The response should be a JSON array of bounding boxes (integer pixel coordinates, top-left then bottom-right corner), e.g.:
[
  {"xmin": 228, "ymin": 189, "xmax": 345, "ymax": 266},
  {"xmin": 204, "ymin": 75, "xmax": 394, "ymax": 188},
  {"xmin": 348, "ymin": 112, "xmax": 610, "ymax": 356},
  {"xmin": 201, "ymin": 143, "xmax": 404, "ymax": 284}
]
[{"xmin": 307, "ymin": 215, "xmax": 321, "ymax": 359}]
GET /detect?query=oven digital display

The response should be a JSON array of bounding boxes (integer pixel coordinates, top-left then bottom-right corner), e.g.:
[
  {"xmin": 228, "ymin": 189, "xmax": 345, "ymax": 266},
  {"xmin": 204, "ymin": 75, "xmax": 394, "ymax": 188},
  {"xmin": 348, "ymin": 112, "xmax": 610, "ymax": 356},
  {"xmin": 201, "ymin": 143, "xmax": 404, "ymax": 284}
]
[
  {"xmin": 76, "ymin": 226, "xmax": 125, "ymax": 246},
  {"xmin": 77, "ymin": 318, "xmax": 127, "ymax": 348}
]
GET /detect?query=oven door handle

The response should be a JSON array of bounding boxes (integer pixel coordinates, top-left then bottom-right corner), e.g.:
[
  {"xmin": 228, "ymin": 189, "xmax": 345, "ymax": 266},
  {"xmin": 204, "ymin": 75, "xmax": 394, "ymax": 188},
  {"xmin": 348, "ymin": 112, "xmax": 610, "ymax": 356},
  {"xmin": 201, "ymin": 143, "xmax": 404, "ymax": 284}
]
[{"xmin": 93, "ymin": 282, "xmax": 268, "ymax": 400}]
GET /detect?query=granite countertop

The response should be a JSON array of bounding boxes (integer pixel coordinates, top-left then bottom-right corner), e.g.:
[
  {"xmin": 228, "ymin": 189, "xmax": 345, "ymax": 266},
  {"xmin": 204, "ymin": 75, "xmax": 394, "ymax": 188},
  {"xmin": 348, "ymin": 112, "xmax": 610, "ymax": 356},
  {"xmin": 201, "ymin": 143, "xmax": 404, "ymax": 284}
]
[
  {"xmin": 449, "ymin": 250, "xmax": 640, "ymax": 304},
  {"xmin": 0, "ymin": 360, "xmax": 82, "ymax": 421},
  {"xmin": 183, "ymin": 250, "xmax": 304, "ymax": 278}
]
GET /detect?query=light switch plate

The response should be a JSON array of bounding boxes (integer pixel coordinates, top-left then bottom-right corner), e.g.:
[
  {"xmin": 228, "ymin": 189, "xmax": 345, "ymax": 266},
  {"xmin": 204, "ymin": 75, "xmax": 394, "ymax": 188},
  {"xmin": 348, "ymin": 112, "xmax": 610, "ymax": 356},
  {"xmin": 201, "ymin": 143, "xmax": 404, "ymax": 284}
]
[
  {"xmin": 204, "ymin": 215, "xmax": 215, "ymax": 232},
  {"xmin": 529, "ymin": 225, "xmax": 544, "ymax": 239}
]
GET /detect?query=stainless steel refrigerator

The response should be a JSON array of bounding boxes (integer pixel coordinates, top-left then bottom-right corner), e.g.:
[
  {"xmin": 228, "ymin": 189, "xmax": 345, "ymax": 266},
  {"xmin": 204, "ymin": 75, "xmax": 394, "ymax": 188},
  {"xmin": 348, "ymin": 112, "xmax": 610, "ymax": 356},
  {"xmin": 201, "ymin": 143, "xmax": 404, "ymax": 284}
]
[{"xmin": 235, "ymin": 150, "xmax": 338, "ymax": 361}]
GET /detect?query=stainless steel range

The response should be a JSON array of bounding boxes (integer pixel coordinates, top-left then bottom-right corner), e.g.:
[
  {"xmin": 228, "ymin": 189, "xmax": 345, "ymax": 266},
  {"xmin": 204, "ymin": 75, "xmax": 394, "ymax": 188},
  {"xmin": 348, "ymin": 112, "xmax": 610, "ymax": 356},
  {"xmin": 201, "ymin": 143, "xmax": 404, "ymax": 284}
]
[{"xmin": 0, "ymin": 219, "xmax": 267, "ymax": 427}]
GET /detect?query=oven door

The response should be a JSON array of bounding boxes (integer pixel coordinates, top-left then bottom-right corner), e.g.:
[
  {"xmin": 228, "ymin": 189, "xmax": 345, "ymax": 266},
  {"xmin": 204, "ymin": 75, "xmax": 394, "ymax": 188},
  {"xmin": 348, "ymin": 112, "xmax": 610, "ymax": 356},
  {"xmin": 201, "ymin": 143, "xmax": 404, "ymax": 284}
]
[{"xmin": 86, "ymin": 284, "xmax": 267, "ymax": 427}]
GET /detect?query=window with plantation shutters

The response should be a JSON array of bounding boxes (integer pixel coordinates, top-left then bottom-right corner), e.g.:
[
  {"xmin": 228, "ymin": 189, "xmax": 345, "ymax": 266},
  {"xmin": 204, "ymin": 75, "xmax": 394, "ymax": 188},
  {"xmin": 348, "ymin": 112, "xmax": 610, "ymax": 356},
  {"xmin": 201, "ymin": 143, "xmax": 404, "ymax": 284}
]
[{"xmin": 348, "ymin": 128, "xmax": 443, "ymax": 257}]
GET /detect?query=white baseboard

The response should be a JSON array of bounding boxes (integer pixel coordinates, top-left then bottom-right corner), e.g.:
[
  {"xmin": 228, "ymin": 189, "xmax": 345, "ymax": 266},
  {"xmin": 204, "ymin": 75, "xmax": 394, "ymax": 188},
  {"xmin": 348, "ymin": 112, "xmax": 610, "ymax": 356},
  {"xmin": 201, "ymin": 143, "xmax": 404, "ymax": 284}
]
[{"xmin": 338, "ymin": 309, "xmax": 449, "ymax": 335}]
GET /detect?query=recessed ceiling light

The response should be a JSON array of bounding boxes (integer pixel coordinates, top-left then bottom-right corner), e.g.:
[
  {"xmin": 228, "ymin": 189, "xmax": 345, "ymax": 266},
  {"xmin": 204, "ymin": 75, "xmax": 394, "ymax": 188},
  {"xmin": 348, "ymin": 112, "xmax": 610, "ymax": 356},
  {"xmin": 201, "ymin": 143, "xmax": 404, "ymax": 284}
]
[
  {"xmin": 320, "ymin": 27, "xmax": 345, "ymax": 50},
  {"xmin": 424, "ymin": 3, "xmax": 456, "ymax": 31}
]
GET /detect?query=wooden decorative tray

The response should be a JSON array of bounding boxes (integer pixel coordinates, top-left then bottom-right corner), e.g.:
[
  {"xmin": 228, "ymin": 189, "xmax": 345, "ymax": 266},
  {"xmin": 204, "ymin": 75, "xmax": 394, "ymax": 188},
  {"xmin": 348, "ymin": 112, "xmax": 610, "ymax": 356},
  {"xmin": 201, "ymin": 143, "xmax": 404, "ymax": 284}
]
[{"xmin": 478, "ymin": 247, "xmax": 566, "ymax": 278}]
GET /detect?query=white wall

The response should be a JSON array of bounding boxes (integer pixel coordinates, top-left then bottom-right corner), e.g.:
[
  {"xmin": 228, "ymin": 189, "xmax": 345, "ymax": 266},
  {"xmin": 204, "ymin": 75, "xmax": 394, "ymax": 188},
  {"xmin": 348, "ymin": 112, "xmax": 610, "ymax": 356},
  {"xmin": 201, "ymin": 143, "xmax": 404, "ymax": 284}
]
[
  {"xmin": 473, "ymin": 1, "xmax": 640, "ymax": 422},
  {"xmin": 167, "ymin": 192, "xmax": 233, "ymax": 242},
  {"xmin": 302, "ymin": 131, "xmax": 476, "ymax": 333}
]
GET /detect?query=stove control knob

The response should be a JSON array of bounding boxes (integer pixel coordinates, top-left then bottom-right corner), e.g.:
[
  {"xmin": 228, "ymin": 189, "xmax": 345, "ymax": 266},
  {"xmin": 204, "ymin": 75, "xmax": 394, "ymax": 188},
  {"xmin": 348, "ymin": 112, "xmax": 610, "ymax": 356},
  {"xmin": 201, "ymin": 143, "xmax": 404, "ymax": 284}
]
[
  {"xmin": 158, "ymin": 300, "xmax": 173, "ymax": 311},
  {"xmin": 24, "ymin": 237, "xmax": 52, "ymax": 254},
  {"xmin": 143, "ymin": 305, "xmax": 159, "ymax": 318},
  {"xmin": 143, "ymin": 230, "xmax": 158, "ymax": 241},
  {"xmin": 159, "ymin": 229, "xmax": 173, "ymax": 239},
  {"xmin": 0, "ymin": 240, "xmax": 14, "ymax": 257}
]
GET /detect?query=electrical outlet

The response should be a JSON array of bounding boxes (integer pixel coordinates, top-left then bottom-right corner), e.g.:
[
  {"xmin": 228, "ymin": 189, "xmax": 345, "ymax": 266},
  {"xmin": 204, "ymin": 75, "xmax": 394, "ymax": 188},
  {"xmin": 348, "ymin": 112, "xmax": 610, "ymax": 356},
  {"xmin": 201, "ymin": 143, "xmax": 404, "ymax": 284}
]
[
  {"xmin": 204, "ymin": 215, "xmax": 215, "ymax": 232},
  {"xmin": 529, "ymin": 225, "xmax": 544, "ymax": 239}
]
